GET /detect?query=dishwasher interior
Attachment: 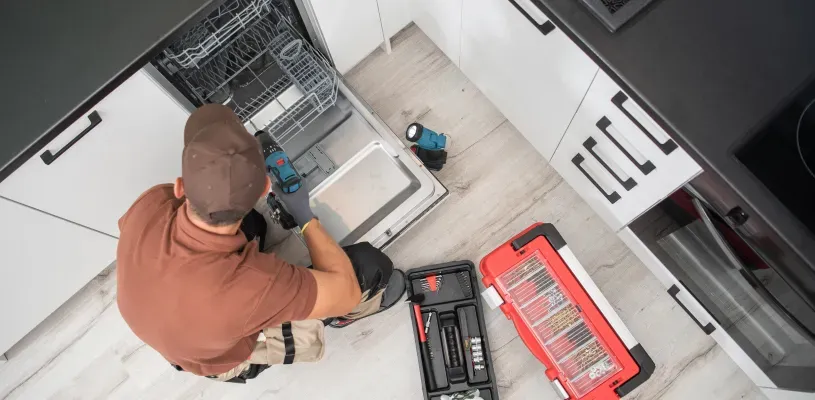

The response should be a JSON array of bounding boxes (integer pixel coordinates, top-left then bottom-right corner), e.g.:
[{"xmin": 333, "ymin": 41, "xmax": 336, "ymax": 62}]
[{"xmin": 151, "ymin": 0, "xmax": 446, "ymax": 248}]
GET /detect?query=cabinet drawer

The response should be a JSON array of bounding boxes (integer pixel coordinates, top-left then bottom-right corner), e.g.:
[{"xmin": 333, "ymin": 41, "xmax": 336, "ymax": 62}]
[
  {"xmin": 460, "ymin": 0, "xmax": 598, "ymax": 161},
  {"xmin": 550, "ymin": 71, "xmax": 701, "ymax": 231},
  {"xmin": 0, "ymin": 197, "xmax": 117, "ymax": 354},
  {"xmin": 310, "ymin": 0, "xmax": 385, "ymax": 73},
  {"xmin": 413, "ymin": 0, "xmax": 463, "ymax": 66},
  {"xmin": 0, "ymin": 69, "xmax": 190, "ymax": 237}
]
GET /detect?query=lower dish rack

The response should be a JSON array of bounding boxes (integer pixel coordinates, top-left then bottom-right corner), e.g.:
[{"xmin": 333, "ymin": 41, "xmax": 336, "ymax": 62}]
[{"xmin": 161, "ymin": 3, "xmax": 338, "ymax": 145}]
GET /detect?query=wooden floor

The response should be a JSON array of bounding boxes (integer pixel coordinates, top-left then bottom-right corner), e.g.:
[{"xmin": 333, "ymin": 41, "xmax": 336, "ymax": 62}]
[{"xmin": 0, "ymin": 24, "xmax": 765, "ymax": 400}]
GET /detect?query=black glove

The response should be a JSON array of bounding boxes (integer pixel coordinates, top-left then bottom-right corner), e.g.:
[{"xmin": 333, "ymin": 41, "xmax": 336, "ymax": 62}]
[{"xmin": 272, "ymin": 183, "xmax": 314, "ymax": 228}]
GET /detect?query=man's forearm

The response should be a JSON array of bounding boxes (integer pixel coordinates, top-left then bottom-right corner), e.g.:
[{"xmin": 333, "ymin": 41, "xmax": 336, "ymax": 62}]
[
  {"xmin": 302, "ymin": 219, "xmax": 354, "ymax": 276},
  {"xmin": 271, "ymin": 179, "xmax": 361, "ymax": 317},
  {"xmin": 301, "ymin": 218, "xmax": 362, "ymax": 318}
]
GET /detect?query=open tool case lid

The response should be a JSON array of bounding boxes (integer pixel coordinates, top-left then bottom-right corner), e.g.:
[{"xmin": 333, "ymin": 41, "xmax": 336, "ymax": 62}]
[
  {"xmin": 479, "ymin": 223, "xmax": 654, "ymax": 399},
  {"xmin": 407, "ymin": 261, "xmax": 500, "ymax": 400}
]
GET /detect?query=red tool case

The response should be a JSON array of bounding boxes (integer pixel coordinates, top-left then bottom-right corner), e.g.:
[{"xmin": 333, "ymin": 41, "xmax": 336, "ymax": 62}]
[{"xmin": 479, "ymin": 223, "xmax": 653, "ymax": 399}]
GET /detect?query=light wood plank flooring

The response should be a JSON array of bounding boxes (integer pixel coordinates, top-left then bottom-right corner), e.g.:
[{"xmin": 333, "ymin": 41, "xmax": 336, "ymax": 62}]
[{"xmin": 0, "ymin": 24, "xmax": 764, "ymax": 399}]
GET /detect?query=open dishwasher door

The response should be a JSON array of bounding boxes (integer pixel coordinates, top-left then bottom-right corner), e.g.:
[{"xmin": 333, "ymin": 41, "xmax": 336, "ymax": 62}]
[
  {"xmin": 296, "ymin": 84, "xmax": 446, "ymax": 248},
  {"xmin": 284, "ymin": 1, "xmax": 447, "ymax": 247}
]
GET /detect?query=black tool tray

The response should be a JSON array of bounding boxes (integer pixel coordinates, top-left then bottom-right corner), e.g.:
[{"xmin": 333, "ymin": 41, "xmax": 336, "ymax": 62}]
[{"xmin": 407, "ymin": 261, "xmax": 500, "ymax": 400}]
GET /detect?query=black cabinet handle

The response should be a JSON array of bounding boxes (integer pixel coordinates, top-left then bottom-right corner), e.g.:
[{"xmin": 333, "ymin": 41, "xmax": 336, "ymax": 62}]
[
  {"xmin": 667, "ymin": 284, "xmax": 716, "ymax": 335},
  {"xmin": 583, "ymin": 137, "xmax": 637, "ymax": 191},
  {"xmin": 40, "ymin": 111, "xmax": 102, "ymax": 165},
  {"xmin": 611, "ymin": 92, "xmax": 677, "ymax": 155},
  {"xmin": 508, "ymin": 0, "xmax": 556, "ymax": 35},
  {"xmin": 597, "ymin": 116, "xmax": 655, "ymax": 175},
  {"xmin": 572, "ymin": 153, "xmax": 621, "ymax": 204}
]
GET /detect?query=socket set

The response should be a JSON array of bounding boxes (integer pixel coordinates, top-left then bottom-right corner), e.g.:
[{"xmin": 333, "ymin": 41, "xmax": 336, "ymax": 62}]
[{"xmin": 408, "ymin": 262, "xmax": 498, "ymax": 400}]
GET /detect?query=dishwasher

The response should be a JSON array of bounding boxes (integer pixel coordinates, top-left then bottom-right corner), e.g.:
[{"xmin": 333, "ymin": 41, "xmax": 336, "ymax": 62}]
[{"xmin": 150, "ymin": 0, "xmax": 447, "ymax": 248}]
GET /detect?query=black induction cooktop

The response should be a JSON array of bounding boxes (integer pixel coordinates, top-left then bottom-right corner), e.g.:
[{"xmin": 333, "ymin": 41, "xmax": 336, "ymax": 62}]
[
  {"xmin": 737, "ymin": 77, "xmax": 815, "ymax": 236},
  {"xmin": 578, "ymin": 0, "xmax": 656, "ymax": 32}
]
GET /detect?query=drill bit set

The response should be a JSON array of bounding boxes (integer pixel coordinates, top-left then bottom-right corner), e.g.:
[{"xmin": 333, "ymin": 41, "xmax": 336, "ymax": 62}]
[
  {"xmin": 407, "ymin": 262, "xmax": 498, "ymax": 400},
  {"xmin": 479, "ymin": 223, "xmax": 654, "ymax": 399}
]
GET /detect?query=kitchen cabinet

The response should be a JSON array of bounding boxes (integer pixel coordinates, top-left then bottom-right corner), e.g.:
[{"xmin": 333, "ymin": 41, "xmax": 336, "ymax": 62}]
[
  {"xmin": 0, "ymin": 197, "xmax": 117, "ymax": 356},
  {"xmin": 459, "ymin": 0, "xmax": 598, "ymax": 161},
  {"xmin": 378, "ymin": 0, "xmax": 412, "ymax": 39},
  {"xmin": 309, "ymin": 0, "xmax": 387, "ymax": 74},
  {"xmin": 411, "ymin": 0, "xmax": 463, "ymax": 65},
  {"xmin": 0, "ymin": 69, "xmax": 189, "ymax": 238},
  {"xmin": 550, "ymin": 71, "xmax": 701, "ymax": 231}
]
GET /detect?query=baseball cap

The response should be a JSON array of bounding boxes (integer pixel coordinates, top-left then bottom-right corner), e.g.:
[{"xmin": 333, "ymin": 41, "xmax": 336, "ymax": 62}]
[{"xmin": 182, "ymin": 104, "xmax": 267, "ymax": 218}]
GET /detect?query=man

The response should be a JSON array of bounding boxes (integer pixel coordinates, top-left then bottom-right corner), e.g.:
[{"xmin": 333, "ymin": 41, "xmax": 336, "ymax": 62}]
[{"xmin": 116, "ymin": 104, "xmax": 405, "ymax": 383}]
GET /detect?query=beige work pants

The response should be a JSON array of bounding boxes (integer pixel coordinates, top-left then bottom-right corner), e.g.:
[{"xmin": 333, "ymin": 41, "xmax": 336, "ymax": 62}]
[{"xmin": 212, "ymin": 288, "xmax": 383, "ymax": 381}]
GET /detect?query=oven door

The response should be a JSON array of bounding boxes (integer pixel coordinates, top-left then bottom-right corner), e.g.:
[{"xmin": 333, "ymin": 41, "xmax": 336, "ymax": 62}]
[{"xmin": 630, "ymin": 179, "xmax": 815, "ymax": 392}]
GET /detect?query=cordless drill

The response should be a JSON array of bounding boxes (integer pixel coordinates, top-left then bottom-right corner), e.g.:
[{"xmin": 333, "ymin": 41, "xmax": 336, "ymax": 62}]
[
  {"xmin": 255, "ymin": 131, "xmax": 300, "ymax": 229},
  {"xmin": 406, "ymin": 122, "xmax": 448, "ymax": 171},
  {"xmin": 255, "ymin": 131, "xmax": 302, "ymax": 193}
]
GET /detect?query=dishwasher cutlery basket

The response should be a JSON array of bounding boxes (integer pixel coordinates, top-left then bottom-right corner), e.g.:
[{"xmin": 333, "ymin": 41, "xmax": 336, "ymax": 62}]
[{"xmin": 479, "ymin": 223, "xmax": 653, "ymax": 399}]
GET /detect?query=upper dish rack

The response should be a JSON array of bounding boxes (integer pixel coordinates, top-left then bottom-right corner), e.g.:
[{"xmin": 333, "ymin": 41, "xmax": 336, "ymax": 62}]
[
  {"xmin": 235, "ymin": 26, "xmax": 338, "ymax": 144},
  {"xmin": 163, "ymin": 0, "xmax": 338, "ymax": 145},
  {"xmin": 164, "ymin": 0, "xmax": 274, "ymax": 69}
]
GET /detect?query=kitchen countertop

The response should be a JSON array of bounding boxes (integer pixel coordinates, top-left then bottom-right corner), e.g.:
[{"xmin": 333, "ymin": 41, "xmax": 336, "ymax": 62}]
[
  {"xmin": 0, "ymin": 0, "xmax": 218, "ymax": 180},
  {"xmin": 532, "ymin": 0, "xmax": 815, "ymax": 263}
]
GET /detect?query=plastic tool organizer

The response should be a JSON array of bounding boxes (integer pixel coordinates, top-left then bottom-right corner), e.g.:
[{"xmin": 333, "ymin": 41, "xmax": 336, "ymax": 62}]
[
  {"xmin": 479, "ymin": 223, "xmax": 654, "ymax": 399},
  {"xmin": 407, "ymin": 262, "xmax": 500, "ymax": 400}
]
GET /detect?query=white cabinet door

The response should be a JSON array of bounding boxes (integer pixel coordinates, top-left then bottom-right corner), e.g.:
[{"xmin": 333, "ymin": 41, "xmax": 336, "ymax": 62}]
[
  {"xmin": 411, "ymin": 0, "xmax": 463, "ymax": 65},
  {"xmin": 550, "ymin": 71, "xmax": 702, "ymax": 231},
  {"xmin": 460, "ymin": 0, "xmax": 598, "ymax": 160},
  {"xmin": 378, "ymin": 0, "xmax": 412, "ymax": 39},
  {"xmin": 0, "ymin": 197, "xmax": 117, "ymax": 354},
  {"xmin": 310, "ymin": 0, "xmax": 386, "ymax": 73},
  {"xmin": 0, "ymin": 69, "xmax": 189, "ymax": 238}
]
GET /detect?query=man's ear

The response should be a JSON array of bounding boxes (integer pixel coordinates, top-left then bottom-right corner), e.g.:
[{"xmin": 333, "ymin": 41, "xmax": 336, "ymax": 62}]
[{"xmin": 173, "ymin": 177, "xmax": 185, "ymax": 199}]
